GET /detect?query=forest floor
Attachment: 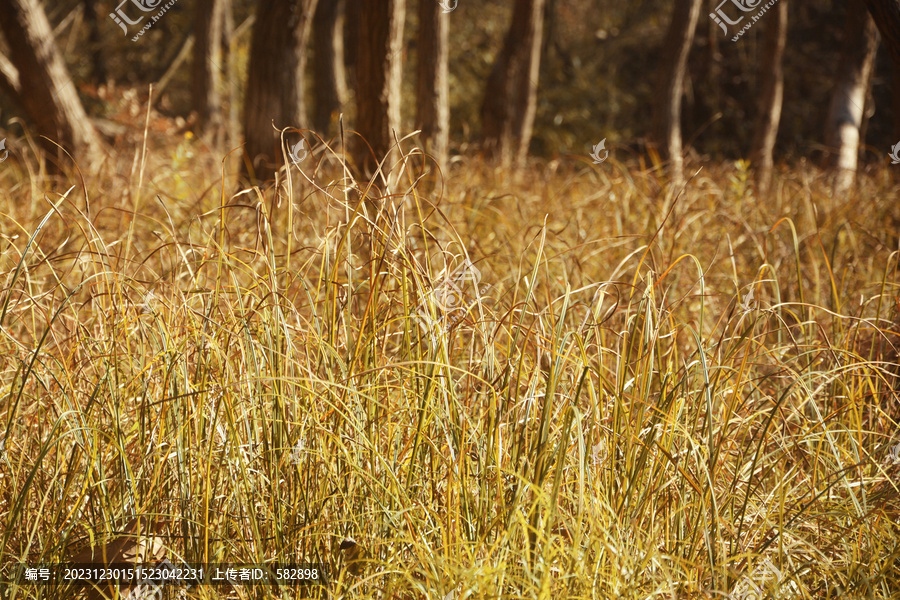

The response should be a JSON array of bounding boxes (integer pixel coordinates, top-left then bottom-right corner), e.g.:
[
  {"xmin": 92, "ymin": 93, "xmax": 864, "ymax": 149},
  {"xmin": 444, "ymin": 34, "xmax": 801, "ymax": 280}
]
[{"xmin": 1, "ymin": 129, "xmax": 899, "ymax": 599}]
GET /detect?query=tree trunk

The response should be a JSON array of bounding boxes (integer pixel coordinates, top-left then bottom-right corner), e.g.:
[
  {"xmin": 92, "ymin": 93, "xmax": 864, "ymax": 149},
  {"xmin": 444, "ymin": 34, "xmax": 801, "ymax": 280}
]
[
  {"xmin": 893, "ymin": 61, "xmax": 900, "ymax": 143},
  {"xmin": 415, "ymin": 0, "xmax": 450, "ymax": 171},
  {"xmin": 750, "ymin": 0, "xmax": 788, "ymax": 194},
  {"xmin": 652, "ymin": 0, "xmax": 703, "ymax": 189},
  {"xmin": 480, "ymin": 0, "xmax": 547, "ymax": 167},
  {"xmin": 703, "ymin": 0, "xmax": 722, "ymax": 111},
  {"xmin": 353, "ymin": 0, "xmax": 406, "ymax": 176},
  {"xmin": 312, "ymin": 0, "xmax": 347, "ymax": 135},
  {"xmin": 81, "ymin": 0, "xmax": 106, "ymax": 85},
  {"xmin": 0, "ymin": 0, "xmax": 102, "ymax": 168},
  {"xmin": 241, "ymin": 0, "xmax": 318, "ymax": 182},
  {"xmin": 0, "ymin": 52, "xmax": 20, "ymax": 98},
  {"xmin": 344, "ymin": 0, "xmax": 360, "ymax": 96},
  {"xmin": 221, "ymin": 0, "xmax": 239, "ymax": 153},
  {"xmin": 191, "ymin": 0, "xmax": 225, "ymax": 142},
  {"xmin": 862, "ymin": 0, "xmax": 900, "ymax": 140},
  {"xmin": 826, "ymin": 0, "xmax": 879, "ymax": 194}
]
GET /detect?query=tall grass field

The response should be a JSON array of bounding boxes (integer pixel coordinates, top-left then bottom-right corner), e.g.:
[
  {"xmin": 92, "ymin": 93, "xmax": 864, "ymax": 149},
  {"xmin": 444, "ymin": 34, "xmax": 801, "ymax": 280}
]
[{"xmin": 1, "ymin": 135, "xmax": 899, "ymax": 599}]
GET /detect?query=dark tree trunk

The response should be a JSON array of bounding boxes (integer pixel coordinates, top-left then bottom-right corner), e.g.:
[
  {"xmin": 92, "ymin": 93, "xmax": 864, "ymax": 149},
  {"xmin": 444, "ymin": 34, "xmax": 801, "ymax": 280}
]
[
  {"xmin": 750, "ymin": 0, "xmax": 788, "ymax": 194},
  {"xmin": 241, "ymin": 0, "xmax": 318, "ymax": 182},
  {"xmin": 344, "ymin": 0, "xmax": 361, "ymax": 104},
  {"xmin": 480, "ymin": 0, "xmax": 547, "ymax": 167},
  {"xmin": 312, "ymin": 0, "xmax": 347, "ymax": 135},
  {"xmin": 221, "ymin": 0, "xmax": 239, "ymax": 152},
  {"xmin": 81, "ymin": 0, "xmax": 106, "ymax": 84},
  {"xmin": 191, "ymin": 0, "xmax": 225, "ymax": 139},
  {"xmin": 652, "ymin": 0, "xmax": 703, "ymax": 188},
  {"xmin": 353, "ymin": 0, "xmax": 406, "ymax": 176},
  {"xmin": 702, "ymin": 0, "xmax": 722, "ymax": 113},
  {"xmin": 0, "ymin": 0, "xmax": 103, "ymax": 168},
  {"xmin": 827, "ymin": 0, "xmax": 879, "ymax": 193},
  {"xmin": 415, "ymin": 0, "xmax": 450, "ymax": 171},
  {"xmin": 862, "ymin": 0, "xmax": 900, "ymax": 139},
  {"xmin": 893, "ymin": 61, "xmax": 900, "ymax": 143}
]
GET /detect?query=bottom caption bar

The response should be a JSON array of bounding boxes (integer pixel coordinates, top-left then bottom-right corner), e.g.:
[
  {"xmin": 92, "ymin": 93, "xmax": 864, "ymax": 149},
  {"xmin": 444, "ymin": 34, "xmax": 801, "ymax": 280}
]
[{"xmin": 6, "ymin": 561, "xmax": 327, "ymax": 587}]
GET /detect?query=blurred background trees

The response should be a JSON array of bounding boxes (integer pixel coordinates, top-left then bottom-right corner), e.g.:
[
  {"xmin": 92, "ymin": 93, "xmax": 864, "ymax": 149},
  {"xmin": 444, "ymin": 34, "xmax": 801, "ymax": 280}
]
[
  {"xmin": 353, "ymin": 0, "xmax": 406, "ymax": 177},
  {"xmin": 748, "ymin": 0, "xmax": 788, "ymax": 195},
  {"xmin": 480, "ymin": 0, "xmax": 546, "ymax": 168},
  {"xmin": 312, "ymin": 0, "xmax": 347, "ymax": 137},
  {"xmin": 0, "ymin": 0, "xmax": 103, "ymax": 169},
  {"xmin": 651, "ymin": 0, "xmax": 702, "ymax": 189},
  {"xmin": 190, "ymin": 0, "xmax": 225, "ymax": 143},
  {"xmin": 415, "ymin": 0, "xmax": 449, "ymax": 171},
  {"xmin": 826, "ymin": 0, "xmax": 879, "ymax": 195},
  {"xmin": 241, "ymin": 0, "xmax": 317, "ymax": 181},
  {"xmin": 1, "ymin": 0, "xmax": 899, "ymax": 187}
]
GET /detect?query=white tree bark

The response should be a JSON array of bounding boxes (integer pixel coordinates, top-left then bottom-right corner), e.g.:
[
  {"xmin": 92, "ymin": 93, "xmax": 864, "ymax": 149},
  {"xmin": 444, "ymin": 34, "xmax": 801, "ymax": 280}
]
[{"xmin": 826, "ymin": 0, "xmax": 879, "ymax": 194}]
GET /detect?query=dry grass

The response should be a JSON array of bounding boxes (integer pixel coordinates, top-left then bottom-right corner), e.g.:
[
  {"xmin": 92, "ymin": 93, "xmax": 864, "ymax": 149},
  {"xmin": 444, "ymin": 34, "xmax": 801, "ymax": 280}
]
[{"xmin": 0, "ymin": 132, "xmax": 899, "ymax": 600}]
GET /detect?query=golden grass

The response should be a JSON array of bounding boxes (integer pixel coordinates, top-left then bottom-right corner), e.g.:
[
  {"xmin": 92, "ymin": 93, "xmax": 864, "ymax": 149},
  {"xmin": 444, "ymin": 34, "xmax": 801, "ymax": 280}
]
[{"xmin": 0, "ymin": 134, "xmax": 899, "ymax": 599}]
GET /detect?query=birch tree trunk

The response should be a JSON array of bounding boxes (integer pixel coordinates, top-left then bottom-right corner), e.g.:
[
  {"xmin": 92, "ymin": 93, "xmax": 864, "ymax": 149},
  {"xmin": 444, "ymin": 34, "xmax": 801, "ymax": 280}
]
[
  {"xmin": 415, "ymin": 0, "xmax": 450, "ymax": 171},
  {"xmin": 0, "ymin": 0, "xmax": 103, "ymax": 169},
  {"xmin": 750, "ymin": 0, "xmax": 788, "ymax": 195},
  {"xmin": 827, "ymin": 0, "xmax": 879, "ymax": 194},
  {"xmin": 191, "ymin": 0, "xmax": 225, "ymax": 143},
  {"xmin": 652, "ymin": 0, "xmax": 703, "ymax": 189}
]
